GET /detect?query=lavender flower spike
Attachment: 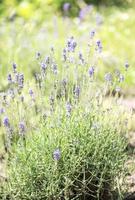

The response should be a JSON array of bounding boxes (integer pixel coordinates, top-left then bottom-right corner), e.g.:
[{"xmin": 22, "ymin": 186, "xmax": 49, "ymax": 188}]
[
  {"xmin": 89, "ymin": 66, "xmax": 94, "ymax": 77},
  {"xmin": 40, "ymin": 62, "xmax": 47, "ymax": 73},
  {"xmin": 119, "ymin": 74, "xmax": 124, "ymax": 82},
  {"xmin": 3, "ymin": 116, "xmax": 10, "ymax": 127},
  {"xmin": 63, "ymin": 2, "xmax": 71, "ymax": 12},
  {"xmin": 53, "ymin": 149, "xmax": 61, "ymax": 161},
  {"xmin": 18, "ymin": 73, "xmax": 24, "ymax": 89},
  {"xmin": 29, "ymin": 89, "xmax": 34, "ymax": 97},
  {"xmin": 96, "ymin": 40, "xmax": 102, "ymax": 53},
  {"xmin": 104, "ymin": 72, "xmax": 112, "ymax": 82},
  {"xmin": 0, "ymin": 108, "xmax": 5, "ymax": 114},
  {"xmin": 74, "ymin": 86, "xmax": 80, "ymax": 99},
  {"xmin": 12, "ymin": 62, "xmax": 17, "ymax": 73},
  {"xmin": 52, "ymin": 64, "xmax": 57, "ymax": 75},
  {"xmin": 19, "ymin": 121, "xmax": 26, "ymax": 135},
  {"xmin": 36, "ymin": 52, "xmax": 41, "ymax": 60},
  {"xmin": 67, "ymin": 37, "xmax": 77, "ymax": 52},
  {"xmin": 66, "ymin": 102, "xmax": 72, "ymax": 117},
  {"xmin": 7, "ymin": 74, "xmax": 12, "ymax": 84},
  {"xmin": 90, "ymin": 29, "xmax": 95, "ymax": 39},
  {"xmin": 125, "ymin": 61, "xmax": 129, "ymax": 70}
]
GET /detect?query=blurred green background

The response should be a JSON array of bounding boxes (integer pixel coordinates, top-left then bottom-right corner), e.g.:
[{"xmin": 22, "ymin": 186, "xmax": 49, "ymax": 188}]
[
  {"xmin": 0, "ymin": 0, "xmax": 134, "ymax": 94},
  {"xmin": 0, "ymin": 0, "xmax": 134, "ymax": 19}
]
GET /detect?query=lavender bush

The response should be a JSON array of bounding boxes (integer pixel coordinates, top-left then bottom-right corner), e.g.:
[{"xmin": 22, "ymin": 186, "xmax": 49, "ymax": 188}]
[{"xmin": 0, "ymin": 33, "xmax": 129, "ymax": 199}]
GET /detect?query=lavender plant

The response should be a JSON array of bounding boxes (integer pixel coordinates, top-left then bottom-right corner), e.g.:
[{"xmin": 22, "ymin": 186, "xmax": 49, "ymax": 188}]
[{"xmin": 0, "ymin": 33, "xmax": 129, "ymax": 200}]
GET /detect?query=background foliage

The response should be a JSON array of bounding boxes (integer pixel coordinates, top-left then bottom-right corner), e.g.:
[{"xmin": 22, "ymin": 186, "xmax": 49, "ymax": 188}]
[{"xmin": 0, "ymin": 0, "xmax": 134, "ymax": 19}]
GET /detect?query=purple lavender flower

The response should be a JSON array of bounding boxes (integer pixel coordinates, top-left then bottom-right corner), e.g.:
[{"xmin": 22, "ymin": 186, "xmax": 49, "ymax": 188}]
[
  {"xmin": 67, "ymin": 37, "xmax": 77, "ymax": 52},
  {"xmin": 53, "ymin": 149, "xmax": 61, "ymax": 161},
  {"xmin": 79, "ymin": 5, "xmax": 93, "ymax": 20},
  {"xmin": 0, "ymin": 108, "xmax": 5, "ymax": 114},
  {"xmin": 66, "ymin": 102, "xmax": 72, "ymax": 117},
  {"xmin": 79, "ymin": 52, "xmax": 84, "ymax": 64},
  {"xmin": 125, "ymin": 61, "xmax": 129, "ymax": 70},
  {"xmin": 45, "ymin": 56, "xmax": 50, "ymax": 64},
  {"xmin": 40, "ymin": 62, "xmax": 47, "ymax": 73},
  {"xmin": 29, "ymin": 89, "xmax": 34, "ymax": 97},
  {"xmin": 63, "ymin": 2, "xmax": 71, "ymax": 12},
  {"xmin": 104, "ymin": 73, "xmax": 112, "ymax": 82},
  {"xmin": 3, "ymin": 116, "xmax": 10, "ymax": 127},
  {"xmin": 63, "ymin": 48, "xmax": 66, "ymax": 54},
  {"xmin": 29, "ymin": 89, "xmax": 35, "ymax": 101},
  {"xmin": 69, "ymin": 56, "xmax": 74, "ymax": 63},
  {"xmin": 19, "ymin": 121, "xmax": 26, "ymax": 135},
  {"xmin": 62, "ymin": 78, "xmax": 67, "ymax": 88},
  {"xmin": 52, "ymin": 64, "xmax": 57, "ymax": 75},
  {"xmin": 36, "ymin": 52, "xmax": 41, "ymax": 60},
  {"xmin": 97, "ymin": 40, "xmax": 101, "ymax": 46},
  {"xmin": 96, "ymin": 40, "xmax": 102, "ymax": 53},
  {"xmin": 89, "ymin": 66, "xmax": 94, "ymax": 77},
  {"xmin": 79, "ymin": 52, "xmax": 83, "ymax": 60},
  {"xmin": 15, "ymin": 73, "xmax": 19, "ymax": 83},
  {"xmin": 63, "ymin": 54, "xmax": 67, "ymax": 62},
  {"xmin": 115, "ymin": 69, "xmax": 120, "ymax": 77},
  {"xmin": 7, "ymin": 74, "xmax": 12, "ymax": 84},
  {"xmin": 2, "ymin": 94, "xmax": 7, "ymax": 104},
  {"xmin": 115, "ymin": 86, "xmax": 121, "ymax": 92},
  {"xmin": 12, "ymin": 63, "xmax": 17, "ymax": 73},
  {"xmin": 62, "ymin": 48, "xmax": 67, "ymax": 62},
  {"xmin": 79, "ymin": 9, "xmax": 85, "ymax": 20},
  {"xmin": 119, "ymin": 74, "xmax": 124, "ymax": 82},
  {"xmin": 74, "ymin": 86, "xmax": 80, "ymax": 99},
  {"xmin": 90, "ymin": 29, "xmax": 95, "ymax": 39},
  {"xmin": 18, "ymin": 73, "xmax": 24, "ymax": 89}
]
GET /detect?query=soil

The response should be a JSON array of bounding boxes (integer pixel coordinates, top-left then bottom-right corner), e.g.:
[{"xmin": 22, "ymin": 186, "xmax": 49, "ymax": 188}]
[{"xmin": 122, "ymin": 99, "xmax": 135, "ymax": 200}]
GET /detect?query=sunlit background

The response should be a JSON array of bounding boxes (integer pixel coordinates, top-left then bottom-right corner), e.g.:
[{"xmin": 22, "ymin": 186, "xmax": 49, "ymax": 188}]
[{"xmin": 0, "ymin": 0, "xmax": 134, "ymax": 91}]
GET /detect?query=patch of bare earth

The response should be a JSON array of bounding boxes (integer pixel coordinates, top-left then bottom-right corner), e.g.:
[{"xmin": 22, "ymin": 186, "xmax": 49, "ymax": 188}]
[{"xmin": 122, "ymin": 99, "xmax": 135, "ymax": 200}]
